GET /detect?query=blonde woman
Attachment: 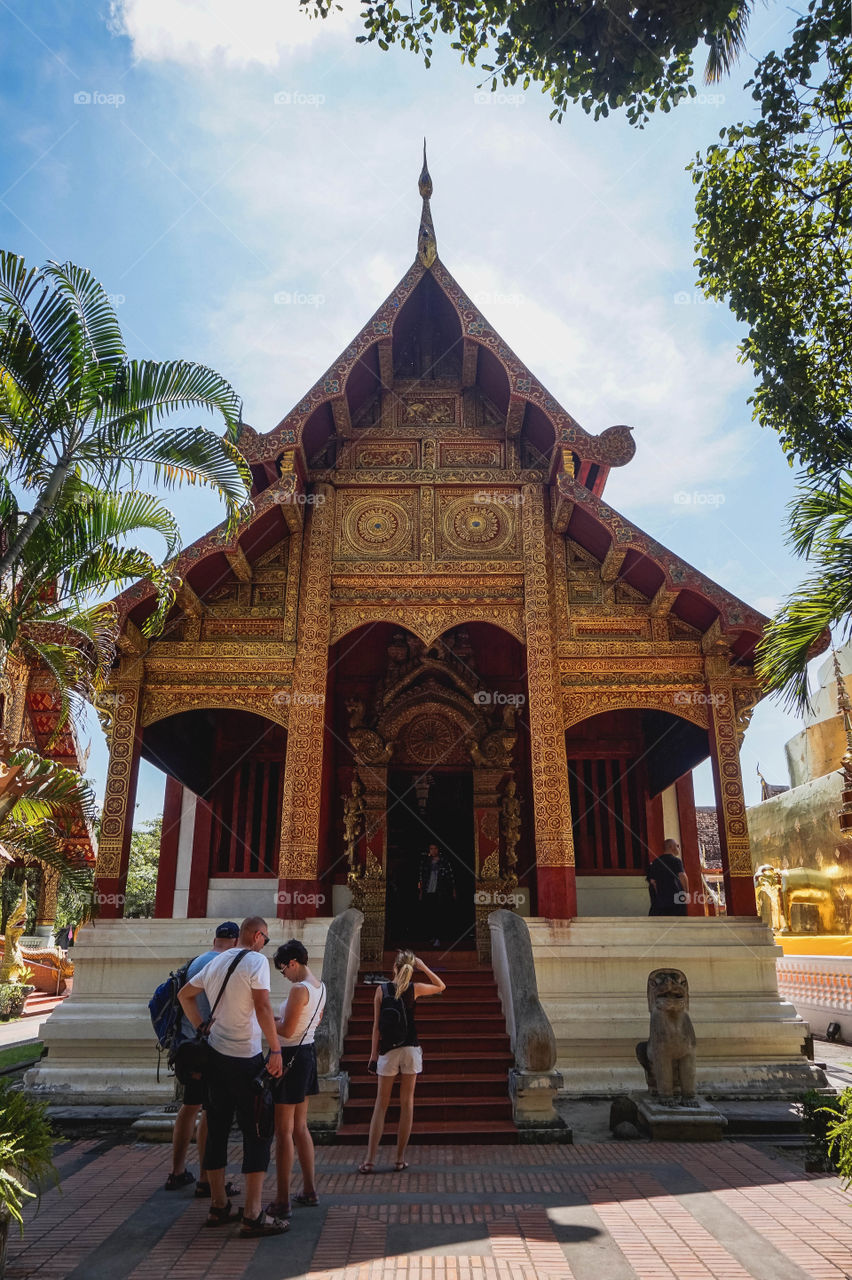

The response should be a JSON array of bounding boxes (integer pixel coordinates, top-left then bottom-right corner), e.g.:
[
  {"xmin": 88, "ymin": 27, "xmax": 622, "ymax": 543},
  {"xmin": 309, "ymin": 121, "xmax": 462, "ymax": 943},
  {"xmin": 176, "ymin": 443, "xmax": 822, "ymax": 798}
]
[
  {"xmin": 359, "ymin": 950, "xmax": 445, "ymax": 1173},
  {"xmin": 266, "ymin": 940, "xmax": 326, "ymax": 1219}
]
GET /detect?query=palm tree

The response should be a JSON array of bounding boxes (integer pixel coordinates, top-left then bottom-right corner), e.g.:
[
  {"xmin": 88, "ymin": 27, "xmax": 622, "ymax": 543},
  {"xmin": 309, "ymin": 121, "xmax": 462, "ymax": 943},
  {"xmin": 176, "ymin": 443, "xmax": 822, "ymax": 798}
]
[
  {"xmin": 703, "ymin": 1, "xmax": 753, "ymax": 85},
  {"xmin": 756, "ymin": 471, "xmax": 852, "ymax": 709},
  {"xmin": 0, "ymin": 252, "xmax": 251, "ymax": 583}
]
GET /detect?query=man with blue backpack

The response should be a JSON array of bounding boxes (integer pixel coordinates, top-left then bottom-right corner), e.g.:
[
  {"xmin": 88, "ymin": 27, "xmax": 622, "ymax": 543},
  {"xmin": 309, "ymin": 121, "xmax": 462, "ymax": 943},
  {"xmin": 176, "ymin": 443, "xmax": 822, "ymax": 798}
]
[{"xmin": 161, "ymin": 921, "xmax": 239, "ymax": 1193}]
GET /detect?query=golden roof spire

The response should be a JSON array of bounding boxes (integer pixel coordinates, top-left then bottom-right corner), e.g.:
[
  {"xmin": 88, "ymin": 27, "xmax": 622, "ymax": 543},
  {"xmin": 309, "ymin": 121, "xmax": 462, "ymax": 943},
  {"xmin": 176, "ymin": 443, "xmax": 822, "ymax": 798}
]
[
  {"xmin": 833, "ymin": 649, "xmax": 852, "ymax": 790},
  {"xmin": 417, "ymin": 140, "xmax": 437, "ymax": 269}
]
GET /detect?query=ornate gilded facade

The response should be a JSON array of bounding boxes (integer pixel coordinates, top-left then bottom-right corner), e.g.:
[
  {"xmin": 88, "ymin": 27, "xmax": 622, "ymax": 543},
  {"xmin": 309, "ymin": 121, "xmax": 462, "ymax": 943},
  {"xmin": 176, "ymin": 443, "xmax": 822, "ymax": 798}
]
[{"xmin": 96, "ymin": 162, "xmax": 766, "ymax": 939}]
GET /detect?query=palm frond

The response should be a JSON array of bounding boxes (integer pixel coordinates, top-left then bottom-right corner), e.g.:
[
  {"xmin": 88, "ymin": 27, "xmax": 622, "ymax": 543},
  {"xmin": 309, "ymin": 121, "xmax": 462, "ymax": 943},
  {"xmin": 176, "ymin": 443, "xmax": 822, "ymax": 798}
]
[{"xmin": 704, "ymin": 2, "xmax": 753, "ymax": 84}]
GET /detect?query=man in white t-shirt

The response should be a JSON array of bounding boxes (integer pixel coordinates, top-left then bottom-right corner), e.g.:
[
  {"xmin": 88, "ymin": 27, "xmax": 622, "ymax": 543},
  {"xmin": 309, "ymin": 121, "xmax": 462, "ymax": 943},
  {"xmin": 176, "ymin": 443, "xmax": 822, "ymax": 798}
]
[{"xmin": 179, "ymin": 915, "xmax": 286, "ymax": 1238}]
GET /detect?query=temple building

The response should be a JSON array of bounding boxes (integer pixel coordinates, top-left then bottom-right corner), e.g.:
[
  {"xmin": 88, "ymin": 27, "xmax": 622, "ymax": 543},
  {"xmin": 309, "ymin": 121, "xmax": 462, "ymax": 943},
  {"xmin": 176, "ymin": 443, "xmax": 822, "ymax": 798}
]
[{"xmin": 28, "ymin": 159, "xmax": 825, "ymax": 1113}]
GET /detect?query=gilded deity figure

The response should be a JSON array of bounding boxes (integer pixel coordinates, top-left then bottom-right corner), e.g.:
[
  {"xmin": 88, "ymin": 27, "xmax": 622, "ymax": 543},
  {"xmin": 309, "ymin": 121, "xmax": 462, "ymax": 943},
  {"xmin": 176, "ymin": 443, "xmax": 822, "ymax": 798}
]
[
  {"xmin": 501, "ymin": 778, "xmax": 522, "ymax": 876},
  {"xmin": 342, "ymin": 777, "xmax": 366, "ymax": 871}
]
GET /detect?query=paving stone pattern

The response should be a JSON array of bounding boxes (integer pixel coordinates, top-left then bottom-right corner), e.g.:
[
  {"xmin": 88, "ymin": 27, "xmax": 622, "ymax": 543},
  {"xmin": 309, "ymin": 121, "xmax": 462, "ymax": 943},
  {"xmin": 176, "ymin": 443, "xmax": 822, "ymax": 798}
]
[{"xmin": 7, "ymin": 1141, "xmax": 852, "ymax": 1280}]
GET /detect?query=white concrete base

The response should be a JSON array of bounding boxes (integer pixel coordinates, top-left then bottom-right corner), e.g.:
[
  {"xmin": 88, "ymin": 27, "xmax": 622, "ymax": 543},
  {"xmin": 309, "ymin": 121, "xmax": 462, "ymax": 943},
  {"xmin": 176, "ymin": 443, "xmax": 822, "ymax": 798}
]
[
  {"xmin": 528, "ymin": 917, "xmax": 827, "ymax": 1098},
  {"xmin": 575, "ymin": 878, "xmax": 648, "ymax": 917},
  {"xmin": 25, "ymin": 917, "xmax": 334, "ymax": 1107}
]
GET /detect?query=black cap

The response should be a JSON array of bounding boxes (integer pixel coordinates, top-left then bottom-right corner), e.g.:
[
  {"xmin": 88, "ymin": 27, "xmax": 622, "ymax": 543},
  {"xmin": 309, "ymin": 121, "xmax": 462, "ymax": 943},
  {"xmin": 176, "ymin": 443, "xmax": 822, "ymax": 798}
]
[{"xmin": 215, "ymin": 921, "xmax": 239, "ymax": 939}]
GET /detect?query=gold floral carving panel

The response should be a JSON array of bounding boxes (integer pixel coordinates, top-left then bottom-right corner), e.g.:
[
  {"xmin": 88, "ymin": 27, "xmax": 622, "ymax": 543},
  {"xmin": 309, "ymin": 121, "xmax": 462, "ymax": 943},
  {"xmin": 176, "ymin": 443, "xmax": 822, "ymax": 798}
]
[
  {"xmin": 354, "ymin": 443, "xmax": 419, "ymax": 469},
  {"xmin": 278, "ymin": 485, "xmax": 335, "ymax": 881},
  {"xmin": 141, "ymin": 687, "xmax": 290, "ymax": 729},
  {"xmin": 400, "ymin": 395, "xmax": 457, "ymax": 426},
  {"xmin": 521, "ymin": 485, "xmax": 575, "ymax": 867},
  {"xmin": 562, "ymin": 690, "xmax": 710, "ymax": 732},
  {"xmin": 436, "ymin": 491, "xmax": 520, "ymax": 560},
  {"xmin": 329, "ymin": 605, "xmax": 525, "ymax": 649},
  {"xmin": 96, "ymin": 682, "xmax": 141, "ymax": 879},
  {"xmin": 335, "ymin": 490, "xmax": 418, "ymax": 561},
  {"xmin": 439, "ymin": 442, "xmax": 504, "ymax": 468},
  {"xmin": 707, "ymin": 675, "xmax": 753, "ymax": 876}
]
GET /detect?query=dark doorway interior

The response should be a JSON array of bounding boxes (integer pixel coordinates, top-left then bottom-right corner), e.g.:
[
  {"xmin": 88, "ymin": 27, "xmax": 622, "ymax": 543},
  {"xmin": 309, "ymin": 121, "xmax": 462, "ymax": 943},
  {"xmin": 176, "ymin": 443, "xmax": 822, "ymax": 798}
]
[{"xmin": 385, "ymin": 770, "xmax": 476, "ymax": 950}]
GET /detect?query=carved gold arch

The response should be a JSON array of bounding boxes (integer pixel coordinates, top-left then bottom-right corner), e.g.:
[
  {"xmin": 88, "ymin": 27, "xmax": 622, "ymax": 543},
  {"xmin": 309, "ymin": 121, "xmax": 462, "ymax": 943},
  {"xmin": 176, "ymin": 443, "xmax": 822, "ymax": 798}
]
[
  {"xmin": 141, "ymin": 687, "xmax": 290, "ymax": 730},
  {"xmin": 330, "ymin": 606, "xmax": 525, "ymax": 650},
  {"xmin": 562, "ymin": 690, "xmax": 710, "ymax": 733},
  {"xmin": 381, "ymin": 699, "xmax": 480, "ymax": 768}
]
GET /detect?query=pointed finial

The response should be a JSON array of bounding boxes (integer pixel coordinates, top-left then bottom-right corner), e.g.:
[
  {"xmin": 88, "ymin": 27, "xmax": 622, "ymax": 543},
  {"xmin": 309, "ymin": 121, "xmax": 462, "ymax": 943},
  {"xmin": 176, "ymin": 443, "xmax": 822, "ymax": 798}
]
[
  {"xmin": 833, "ymin": 650, "xmax": 852, "ymax": 777},
  {"xmin": 417, "ymin": 138, "xmax": 437, "ymax": 269}
]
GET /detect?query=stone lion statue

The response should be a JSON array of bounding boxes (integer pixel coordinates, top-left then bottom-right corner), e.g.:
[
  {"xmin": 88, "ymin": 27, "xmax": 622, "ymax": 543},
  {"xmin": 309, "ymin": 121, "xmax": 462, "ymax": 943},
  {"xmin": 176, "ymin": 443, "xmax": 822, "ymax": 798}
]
[{"xmin": 635, "ymin": 968, "xmax": 698, "ymax": 1108}]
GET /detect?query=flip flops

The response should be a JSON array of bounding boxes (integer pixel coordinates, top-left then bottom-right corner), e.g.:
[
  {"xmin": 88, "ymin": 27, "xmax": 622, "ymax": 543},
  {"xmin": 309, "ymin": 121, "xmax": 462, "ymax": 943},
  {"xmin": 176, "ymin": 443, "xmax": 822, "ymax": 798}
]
[
  {"xmin": 394, "ymin": 1161, "xmax": 409, "ymax": 1172},
  {"xmin": 358, "ymin": 1162, "xmax": 375, "ymax": 1174},
  {"xmin": 294, "ymin": 1192, "xmax": 319, "ymax": 1206},
  {"xmin": 265, "ymin": 1200, "xmax": 292, "ymax": 1218},
  {"xmin": 164, "ymin": 1170, "xmax": 194, "ymax": 1191},
  {"xmin": 239, "ymin": 1211, "xmax": 290, "ymax": 1238}
]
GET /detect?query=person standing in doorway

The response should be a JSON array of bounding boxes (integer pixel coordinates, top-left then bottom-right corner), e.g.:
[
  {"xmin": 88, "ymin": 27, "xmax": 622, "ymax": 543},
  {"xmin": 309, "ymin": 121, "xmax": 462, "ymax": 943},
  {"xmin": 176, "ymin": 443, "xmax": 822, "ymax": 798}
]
[
  {"xmin": 358, "ymin": 950, "xmax": 445, "ymax": 1174},
  {"xmin": 647, "ymin": 839, "xmax": 690, "ymax": 916},
  {"xmin": 418, "ymin": 844, "xmax": 455, "ymax": 947}
]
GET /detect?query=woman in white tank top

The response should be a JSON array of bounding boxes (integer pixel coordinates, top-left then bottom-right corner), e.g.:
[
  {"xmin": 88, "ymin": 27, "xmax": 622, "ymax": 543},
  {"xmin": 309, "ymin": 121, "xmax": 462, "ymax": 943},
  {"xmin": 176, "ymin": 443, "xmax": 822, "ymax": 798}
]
[{"xmin": 267, "ymin": 940, "xmax": 326, "ymax": 1219}]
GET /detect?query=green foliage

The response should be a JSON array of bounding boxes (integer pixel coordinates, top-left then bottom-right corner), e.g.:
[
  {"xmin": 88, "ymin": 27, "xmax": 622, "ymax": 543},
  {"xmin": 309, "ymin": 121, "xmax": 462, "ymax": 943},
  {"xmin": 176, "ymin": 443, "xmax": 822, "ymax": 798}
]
[
  {"xmin": 826, "ymin": 1085, "xmax": 852, "ymax": 1184},
  {"xmin": 124, "ymin": 818, "xmax": 161, "ymax": 919},
  {"xmin": 0, "ymin": 1077, "xmax": 57, "ymax": 1229},
  {"xmin": 301, "ymin": 0, "xmax": 752, "ymax": 125},
  {"xmin": 756, "ymin": 470, "xmax": 852, "ymax": 708},
  {"xmin": 0, "ymin": 985, "xmax": 29, "ymax": 1020},
  {"xmin": 0, "ymin": 251, "xmax": 252, "ymax": 726},
  {"xmin": 801, "ymin": 1088, "xmax": 843, "ymax": 1171},
  {"xmin": 691, "ymin": 0, "xmax": 852, "ymax": 474}
]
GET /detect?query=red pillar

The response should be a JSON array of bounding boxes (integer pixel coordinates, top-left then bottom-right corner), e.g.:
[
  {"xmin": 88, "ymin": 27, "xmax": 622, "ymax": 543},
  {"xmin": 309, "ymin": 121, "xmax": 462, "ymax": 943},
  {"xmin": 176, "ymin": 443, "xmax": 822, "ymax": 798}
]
[
  {"xmin": 675, "ymin": 773, "xmax": 704, "ymax": 917},
  {"xmin": 187, "ymin": 798, "xmax": 212, "ymax": 918},
  {"xmin": 536, "ymin": 865, "xmax": 577, "ymax": 918},
  {"xmin": 154, "ymin": 775, "xmax": 183, "ymax": 918}
]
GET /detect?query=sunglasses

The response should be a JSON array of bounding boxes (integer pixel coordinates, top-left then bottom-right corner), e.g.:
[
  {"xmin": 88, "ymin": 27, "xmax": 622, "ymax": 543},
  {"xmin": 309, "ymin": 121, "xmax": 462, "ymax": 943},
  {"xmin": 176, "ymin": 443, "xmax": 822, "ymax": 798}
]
[{"xmin": 257, "ymin": 931, "xmax": 270, "ymax": 946}]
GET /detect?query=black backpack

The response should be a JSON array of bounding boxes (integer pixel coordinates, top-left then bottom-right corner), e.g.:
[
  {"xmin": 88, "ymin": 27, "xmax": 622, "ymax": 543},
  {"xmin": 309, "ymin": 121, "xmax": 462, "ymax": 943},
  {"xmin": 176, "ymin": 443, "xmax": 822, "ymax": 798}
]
[
  {"xmin": 149, "ymin": 958, "xmax": 193, "ymax": 1076},
  {"xmin": 378, "ymin": 982, "xmax": 408, "ymax": 1049}
]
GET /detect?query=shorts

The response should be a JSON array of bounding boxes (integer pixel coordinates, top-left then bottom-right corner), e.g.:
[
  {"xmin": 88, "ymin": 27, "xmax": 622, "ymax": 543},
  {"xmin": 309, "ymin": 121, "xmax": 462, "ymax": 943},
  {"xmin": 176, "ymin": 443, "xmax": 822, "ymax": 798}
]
[
  {"xmin": 182, "ymin": 1074, "xmax": 206, "ymax": 1108},
  {"xmin": 272, "ymin": 1044, "xmax": 319, "ymax": 1105},
  {"xmin": 377, "ymin": 1045, "xmax": 422, "ymax": 1076}
]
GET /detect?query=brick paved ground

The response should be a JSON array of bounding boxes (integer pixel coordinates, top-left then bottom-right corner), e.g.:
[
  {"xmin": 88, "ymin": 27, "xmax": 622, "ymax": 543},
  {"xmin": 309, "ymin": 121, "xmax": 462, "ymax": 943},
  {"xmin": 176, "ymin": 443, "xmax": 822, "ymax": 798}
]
[{"xmin": 7, "ymin": 1140, "xmax": 852, "ymax": 1280}]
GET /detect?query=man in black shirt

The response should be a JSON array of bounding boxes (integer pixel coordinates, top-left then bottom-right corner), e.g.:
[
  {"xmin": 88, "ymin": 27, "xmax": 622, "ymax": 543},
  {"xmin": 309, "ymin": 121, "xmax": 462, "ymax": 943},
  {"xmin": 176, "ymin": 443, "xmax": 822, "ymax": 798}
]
[{"xmin": 647, "ymin": 839, "xmax": 690, "ymax": 916}]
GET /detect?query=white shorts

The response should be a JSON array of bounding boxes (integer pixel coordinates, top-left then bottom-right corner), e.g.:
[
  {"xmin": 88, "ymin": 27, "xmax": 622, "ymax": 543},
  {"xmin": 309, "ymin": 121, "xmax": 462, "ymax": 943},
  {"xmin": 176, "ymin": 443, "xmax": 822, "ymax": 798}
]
[{"xmin": 377, "ymin": 1045, "xmax": 423, "ymax": 1076}]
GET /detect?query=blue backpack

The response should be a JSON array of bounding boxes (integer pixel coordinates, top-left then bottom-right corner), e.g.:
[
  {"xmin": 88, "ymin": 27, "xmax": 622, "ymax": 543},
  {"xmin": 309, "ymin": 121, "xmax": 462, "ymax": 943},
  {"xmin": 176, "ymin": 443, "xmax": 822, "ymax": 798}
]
[{"xmin": 149, "ymin": 959, "xmax": 192, "ymax": 1073}]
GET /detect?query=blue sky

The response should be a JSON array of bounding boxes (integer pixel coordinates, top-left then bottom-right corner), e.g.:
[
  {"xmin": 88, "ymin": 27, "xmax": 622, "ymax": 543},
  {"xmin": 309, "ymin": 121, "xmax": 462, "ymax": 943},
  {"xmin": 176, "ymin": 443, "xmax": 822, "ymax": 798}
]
[{"xmin": 0, "ymin": 0, "xmax": 819, "ymax": 822}]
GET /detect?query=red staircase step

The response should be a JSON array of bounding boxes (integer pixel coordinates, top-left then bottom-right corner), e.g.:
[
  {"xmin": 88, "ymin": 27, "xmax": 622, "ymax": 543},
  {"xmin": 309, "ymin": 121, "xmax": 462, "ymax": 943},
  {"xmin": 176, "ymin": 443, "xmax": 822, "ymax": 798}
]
[
  {"xmin": 337, "ymin": 963, "xmax": 518, "ymax": 1144},
  {"xmin": 336, "ymin": 1119, "xmax": 519, "ymax": 1145}
]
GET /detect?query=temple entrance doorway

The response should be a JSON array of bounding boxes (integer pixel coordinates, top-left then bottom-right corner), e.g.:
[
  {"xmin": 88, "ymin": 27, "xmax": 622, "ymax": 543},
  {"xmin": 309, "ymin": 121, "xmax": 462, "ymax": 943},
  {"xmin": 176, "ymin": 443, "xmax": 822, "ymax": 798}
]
[{"xmin": 385, "ymin": 769, "xmax": 476, "ymax": 950}]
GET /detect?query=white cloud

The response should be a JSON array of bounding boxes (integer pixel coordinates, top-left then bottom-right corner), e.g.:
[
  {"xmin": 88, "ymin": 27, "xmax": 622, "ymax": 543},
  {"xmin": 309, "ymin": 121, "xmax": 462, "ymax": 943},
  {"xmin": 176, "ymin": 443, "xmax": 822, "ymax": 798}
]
[{"xmin": 110, "ymin": 0, "xmax": 357, "ymax": 68}]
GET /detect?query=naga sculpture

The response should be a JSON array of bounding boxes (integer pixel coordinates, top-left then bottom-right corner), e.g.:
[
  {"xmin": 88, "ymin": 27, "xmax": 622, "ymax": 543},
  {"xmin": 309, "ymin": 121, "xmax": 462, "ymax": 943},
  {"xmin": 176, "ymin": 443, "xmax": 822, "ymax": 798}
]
[
  {"xmin": 0, "ymin": 882, "xmax": 29, "ymax": 983},
  {"xmin": 636, "ymin": 968, "xmax": 698, "ymax": 1107}
]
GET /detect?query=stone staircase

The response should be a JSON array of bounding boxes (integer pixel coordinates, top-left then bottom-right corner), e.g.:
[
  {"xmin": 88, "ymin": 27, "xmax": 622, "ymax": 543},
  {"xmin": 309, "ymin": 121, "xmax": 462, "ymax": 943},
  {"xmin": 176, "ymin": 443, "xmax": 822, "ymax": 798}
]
[{"xmin": 337, "ymin": 952, "xmax": 518, "ymax": 1144}]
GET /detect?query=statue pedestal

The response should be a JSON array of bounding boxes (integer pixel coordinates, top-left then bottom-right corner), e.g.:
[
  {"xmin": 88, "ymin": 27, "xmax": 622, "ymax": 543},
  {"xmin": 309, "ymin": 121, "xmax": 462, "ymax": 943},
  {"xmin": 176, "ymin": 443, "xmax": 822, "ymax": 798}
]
[{"xmin": 634, "ymin": 1093, "xmax": 727, "ymax": 1142}]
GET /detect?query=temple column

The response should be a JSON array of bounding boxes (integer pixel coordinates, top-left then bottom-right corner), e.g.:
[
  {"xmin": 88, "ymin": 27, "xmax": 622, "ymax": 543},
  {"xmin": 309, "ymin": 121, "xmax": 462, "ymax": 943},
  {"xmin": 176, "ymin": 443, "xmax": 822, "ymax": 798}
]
[
  {"xmin": 675, "ymin": 773, "xmax": 704, "ymax": 916},
  {"xmin": 473, "ymin": 767, "xmax": 505, "ymax": 957},
  {"xmin": 154, "ymin": 774, "xmax": 183, "ymax": 918},
  {"xmin": 351, "ymin": 764, "xmax": 388, "ymax": 964},
  {"xmin": 705, "ymin": 658, "xmax": 758, "ymax": 916},
  {"xmin": 521, "ymin": 485, "xmax": 576, "ymax": 917},
  {"xmin": 278, "ymin": 485, "xmax": 334, "ymax": 918},
  {"xmin": 34, "ymin": 865, "xmax": 60, "ymax": 941},
  {"xmin": 94, "ymin": 670, "xmax": 143, "ymax": 919}
]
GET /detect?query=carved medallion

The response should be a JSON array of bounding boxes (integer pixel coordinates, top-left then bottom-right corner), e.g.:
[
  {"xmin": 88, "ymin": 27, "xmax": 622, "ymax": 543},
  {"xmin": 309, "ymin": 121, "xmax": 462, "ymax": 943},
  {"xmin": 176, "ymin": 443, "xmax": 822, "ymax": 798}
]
[
  {"xmin": 437, "ymin": 493, "xmax": 518, "ymax": 558},
  {"xmin": 404, "ymin": 713, "xmax": 458, "ymax": 765},
  {"xmin": 336, "ymin": 491, "xmax": 417, "ymax": 560}
]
